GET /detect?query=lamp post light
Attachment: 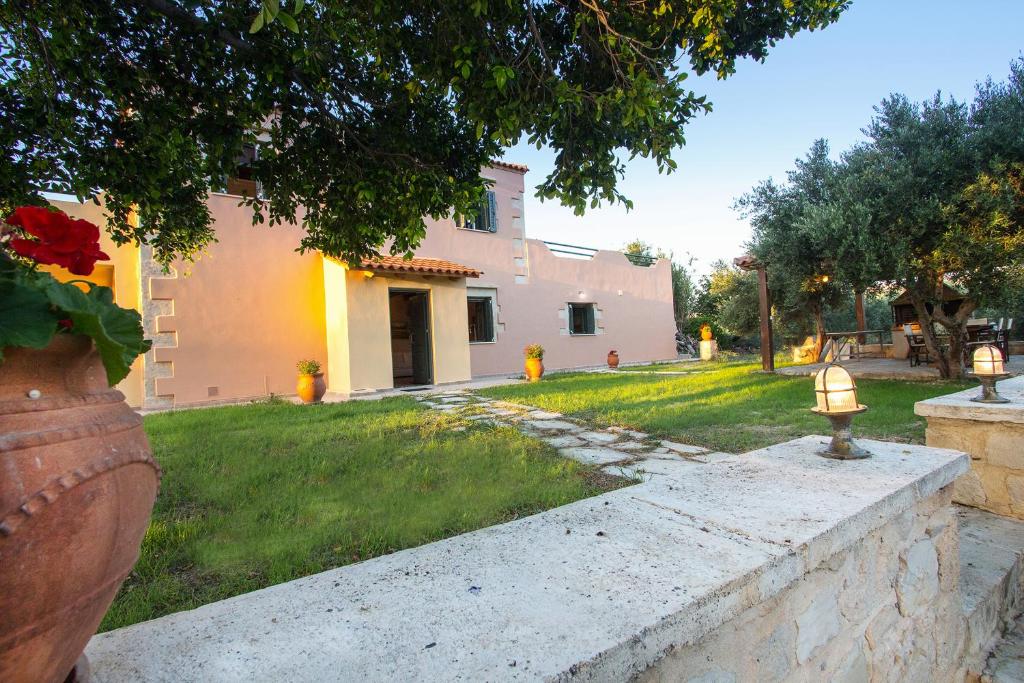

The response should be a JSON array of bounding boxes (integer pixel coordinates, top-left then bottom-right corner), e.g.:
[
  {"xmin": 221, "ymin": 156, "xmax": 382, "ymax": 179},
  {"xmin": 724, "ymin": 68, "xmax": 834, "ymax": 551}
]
[
  {"xmin": 970, "ymin": 344, "xmax": 1010, "ymax": 404},
  {"xmin": 810, "ymin": 362, "xmax": 871, "ymax": 460}
]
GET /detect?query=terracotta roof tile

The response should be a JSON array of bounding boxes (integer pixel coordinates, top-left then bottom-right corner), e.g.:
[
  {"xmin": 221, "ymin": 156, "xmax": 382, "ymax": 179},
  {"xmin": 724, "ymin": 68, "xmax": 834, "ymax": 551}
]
[
  {"xmin": 360, "ymin": 255, "xmax": 482, "ymax": 278},
  {"xmin": 489, "ymin": 160, "xmax": 529, "ymax": 173}
]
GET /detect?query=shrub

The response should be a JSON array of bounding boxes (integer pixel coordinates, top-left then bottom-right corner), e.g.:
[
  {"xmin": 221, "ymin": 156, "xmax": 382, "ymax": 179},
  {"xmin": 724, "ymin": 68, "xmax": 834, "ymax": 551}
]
[
  {"xmin": 523, "ymin": 344, "xmax": 544, "ymax": 360},
  {"xmin": 296, "ymin": 359, "xmax": 321, "ymax": 375}
]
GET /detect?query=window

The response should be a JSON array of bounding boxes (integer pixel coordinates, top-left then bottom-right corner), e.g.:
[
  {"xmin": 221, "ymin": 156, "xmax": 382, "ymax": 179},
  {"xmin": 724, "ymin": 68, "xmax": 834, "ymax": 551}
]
[
  {"xmin": 222, "ymin": 143, "xmax": 262, "ymax": 197},
  {"xmin": 468, "ymin": 296, "xmax": 495, "ymax": 343},
  {"xmin": 456, "ymin": 190, "xmax": 497, "ymax": 233},
  {"xmin": 569, "ymin": 303, "xmax": 596, "ymax": 335}
]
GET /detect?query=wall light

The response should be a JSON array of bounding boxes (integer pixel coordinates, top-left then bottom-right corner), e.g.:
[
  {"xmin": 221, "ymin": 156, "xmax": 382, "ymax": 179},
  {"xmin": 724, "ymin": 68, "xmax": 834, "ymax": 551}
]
[
  {"xmin": 811, "ymin": 362, "xmax": 871, "ymax": 460},
  {"xmin": 971, "ymin": 344, "xmax": 1010, "ymax": 404}
]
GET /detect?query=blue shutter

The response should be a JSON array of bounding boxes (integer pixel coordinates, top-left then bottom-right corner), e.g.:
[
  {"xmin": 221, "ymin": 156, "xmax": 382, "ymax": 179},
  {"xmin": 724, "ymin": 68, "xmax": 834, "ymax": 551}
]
[{"xmin": 486, "ymin": 190, "xmax": 498, "ymax": 232}]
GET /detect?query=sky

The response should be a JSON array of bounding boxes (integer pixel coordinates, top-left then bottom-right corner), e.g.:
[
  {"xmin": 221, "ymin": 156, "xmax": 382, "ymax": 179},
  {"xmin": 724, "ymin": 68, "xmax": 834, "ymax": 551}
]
[{"xmin": 502, "ymin": 0, "xmax": 1024, "ymax": 277}]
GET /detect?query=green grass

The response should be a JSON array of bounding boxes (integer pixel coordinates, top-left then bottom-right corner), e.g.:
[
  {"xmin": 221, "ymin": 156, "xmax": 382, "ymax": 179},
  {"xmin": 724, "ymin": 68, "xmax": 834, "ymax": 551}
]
[
  {"xmin": 102, "ymin": 397, "xmax": 622, "ymax": 631},
  {"xmin": 481, "ymin": 359, "xmax": 971, "ymax": 453}
]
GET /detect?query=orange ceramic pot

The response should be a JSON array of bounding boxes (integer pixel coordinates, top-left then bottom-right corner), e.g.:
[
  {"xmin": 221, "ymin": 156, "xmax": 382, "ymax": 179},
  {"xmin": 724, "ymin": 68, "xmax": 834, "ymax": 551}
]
[
  {"xmin": 524, "ymin": 358, "xmax": 544, "ymax": 382},
  {"xmin": 700, "ymin": 324, "xmax": 713, "ymax": 341},
  {"xmin": 0, "ymin": 335, "xmax": 160, "ymax": 683},
  {"xmin": 607, "ymin": 352, "xmax": 620, "ymax": 368},
  {"xmin": 297, "ymin": 372, "xmax": 327, "ymax": 403}
]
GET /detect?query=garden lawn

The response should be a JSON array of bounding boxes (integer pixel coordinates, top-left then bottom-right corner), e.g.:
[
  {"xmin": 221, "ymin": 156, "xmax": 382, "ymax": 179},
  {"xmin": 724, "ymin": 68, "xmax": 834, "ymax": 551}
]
[
  {"xmin": 102, "ymin": 397, "xmax": 622, "ymax": 632},
  {"xmin": 480, "ymin": 359, "xmax": 971, "ymax": 453}
]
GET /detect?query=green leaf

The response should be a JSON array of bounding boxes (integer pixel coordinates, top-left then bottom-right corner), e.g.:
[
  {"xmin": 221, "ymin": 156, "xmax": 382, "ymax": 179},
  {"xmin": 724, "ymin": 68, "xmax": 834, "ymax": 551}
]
[
  {"xmin": 249, "ymin": 10, "xmax": 265, "ymax": 33},
  {"xmin": 294, "ymin": 0, "xmax": 305, "ymax": 14},
  {"xmin": 0, "ymin": 280, "xmax": 58, "ymax": 360},
  {"xmin": 43, "ymin": 280, "xmax": 151, "ymax": 386},
  {"xmin": 278, "ymin": 11, "xmax": 299, "ymax": 33}
]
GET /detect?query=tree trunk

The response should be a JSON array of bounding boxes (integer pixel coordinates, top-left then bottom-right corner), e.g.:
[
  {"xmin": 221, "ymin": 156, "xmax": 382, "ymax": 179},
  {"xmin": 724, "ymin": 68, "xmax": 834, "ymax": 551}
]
[
  {"xmin": 855, "ymin": 290, "xmax": 866, "ymax": 344},
  {"xmin": 908, "ymin": 285, "xmax": 976, "ymax": 380},
  {"xmin": 812, "ymin": 300, "xmax": 826, "ymax": 360}
]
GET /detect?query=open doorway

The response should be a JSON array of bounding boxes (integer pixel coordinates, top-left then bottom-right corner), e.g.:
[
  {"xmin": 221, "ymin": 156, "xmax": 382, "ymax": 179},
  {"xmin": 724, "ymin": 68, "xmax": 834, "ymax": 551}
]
[{"xmin": 388, "ymin": 290, "xmax": 433, "ymax": 386}]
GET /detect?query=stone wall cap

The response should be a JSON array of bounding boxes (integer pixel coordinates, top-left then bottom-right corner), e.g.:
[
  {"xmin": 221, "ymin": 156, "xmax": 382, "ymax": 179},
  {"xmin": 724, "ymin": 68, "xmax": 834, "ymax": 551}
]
[
  {"xmin": 86, "ymin": 437, "xmax": 967, "ymax": 682},
  {"xmin": 915, "ymin": 375, "xmax": 1024, "ymax": 424}
]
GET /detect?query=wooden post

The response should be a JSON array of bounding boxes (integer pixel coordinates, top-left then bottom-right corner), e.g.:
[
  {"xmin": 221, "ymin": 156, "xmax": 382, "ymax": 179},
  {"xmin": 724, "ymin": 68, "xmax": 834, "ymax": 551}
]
[
  {"xmin": 855, "ymin": 290, "xmax": 866, "ymax": 345},
  {"xmin": 758, "ymin": 267, "xmax": 775, "ymax": 372}
]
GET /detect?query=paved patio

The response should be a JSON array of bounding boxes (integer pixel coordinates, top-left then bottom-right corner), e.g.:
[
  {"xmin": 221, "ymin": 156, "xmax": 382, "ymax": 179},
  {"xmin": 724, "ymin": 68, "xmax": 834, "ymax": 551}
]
[{"xmin": 778, "ymin": 355, "xmax": 1024, "ymax": 380}]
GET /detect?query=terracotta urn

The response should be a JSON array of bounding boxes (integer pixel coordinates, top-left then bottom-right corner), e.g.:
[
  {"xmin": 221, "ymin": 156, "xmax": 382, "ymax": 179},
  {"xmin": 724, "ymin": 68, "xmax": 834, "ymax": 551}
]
[
  {"xmin": 607, "ymin": 351, "xmax": 620, "ymax": 368},
  {"xmin": 296, "ymin": 372, "xmax": 327, "ymax": 404},
  {"xmin": 524, "ymin": 358, "xmax": 544, "ymax": 382},
  {"xmin": 0, "ymin": 335, "xmax": 160, "ymax": 683}
]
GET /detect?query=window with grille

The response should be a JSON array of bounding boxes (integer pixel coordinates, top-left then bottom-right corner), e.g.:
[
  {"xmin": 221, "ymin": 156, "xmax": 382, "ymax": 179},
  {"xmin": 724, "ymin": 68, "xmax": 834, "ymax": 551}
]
[{"xmin": 456, "ymin": 190, "xmax": 498, "ymax": 233}]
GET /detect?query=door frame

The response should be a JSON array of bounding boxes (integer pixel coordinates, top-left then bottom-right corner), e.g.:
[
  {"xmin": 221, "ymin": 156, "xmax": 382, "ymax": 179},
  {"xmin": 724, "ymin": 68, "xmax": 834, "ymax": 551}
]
[{"xmin": 388, "ymin": 288, "xmax": 434, "ymax": 386}]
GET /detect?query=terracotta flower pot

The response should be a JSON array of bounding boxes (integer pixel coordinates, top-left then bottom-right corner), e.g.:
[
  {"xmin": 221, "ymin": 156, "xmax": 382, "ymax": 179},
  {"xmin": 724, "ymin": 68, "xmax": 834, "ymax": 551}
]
[
  {"xmin": 0, "ymin": 335, "xmax": 160, "ymax": 683},
  {"xmin": 524, "ymin": 358, "xmax": 544, "ymax": 382},
  {"xmin": 297, "ymin": 372, "xmax": 327, "ymax": 403},
  {"xmin": 607, "ymin": 351, "xmax": 620, "ymax": 369}
]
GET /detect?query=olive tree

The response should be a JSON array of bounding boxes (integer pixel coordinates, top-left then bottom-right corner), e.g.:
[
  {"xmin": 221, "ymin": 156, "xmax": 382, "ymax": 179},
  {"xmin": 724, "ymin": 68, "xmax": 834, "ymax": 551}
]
[{"xmin": 1, "ymin": 1, "xmax": 849, "ymax": 266}]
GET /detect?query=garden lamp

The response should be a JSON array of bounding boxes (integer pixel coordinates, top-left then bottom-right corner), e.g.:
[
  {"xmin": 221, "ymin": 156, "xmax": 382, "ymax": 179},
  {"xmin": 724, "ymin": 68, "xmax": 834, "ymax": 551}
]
[
  {"xmin": 971, "ymin": 345, "xmax": 1010, "ymax": 404},
  {"xmin": 811, "ymin": 362, "xmax": 871, "ymax": 460}
]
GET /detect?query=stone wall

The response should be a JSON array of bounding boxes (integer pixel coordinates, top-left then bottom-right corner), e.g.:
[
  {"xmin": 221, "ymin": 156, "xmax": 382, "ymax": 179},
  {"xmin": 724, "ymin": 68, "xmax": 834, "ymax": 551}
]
[
  {"xmin": 926, "ymin": 417, "xmax": 1024, "ymax": 519},
  {"xmin": 916, "ymin": 376, "xmax": 1024, "ymax": 520},
  {"xmin": 639, "ymin": 486, "xmax": 964, "ymax": 682}
]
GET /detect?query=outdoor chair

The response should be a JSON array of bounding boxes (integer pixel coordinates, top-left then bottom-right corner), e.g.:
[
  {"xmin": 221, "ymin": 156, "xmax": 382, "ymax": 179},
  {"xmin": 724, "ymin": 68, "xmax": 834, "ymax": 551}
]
[
  {"xmin": 904, "ymin": 324, "xmax": 932, "ymax": 367},
  {"xmin": 996, "ymin": 318, "xmax": 1013, "ymax": 361}
]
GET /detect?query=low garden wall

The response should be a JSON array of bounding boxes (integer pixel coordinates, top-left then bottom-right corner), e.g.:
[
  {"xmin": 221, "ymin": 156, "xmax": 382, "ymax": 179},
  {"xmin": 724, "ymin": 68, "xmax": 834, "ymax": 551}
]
[
  {"xmin": 916, "ymin": 375, "xmax": 1024, "ymax": 520},
  {"xmin": 86, "ymin": 436, "xmax": 969, "ymax": 681},
  {"xmin": 640, "ymin": 485, "xmax": 962, "ymax": 681}
]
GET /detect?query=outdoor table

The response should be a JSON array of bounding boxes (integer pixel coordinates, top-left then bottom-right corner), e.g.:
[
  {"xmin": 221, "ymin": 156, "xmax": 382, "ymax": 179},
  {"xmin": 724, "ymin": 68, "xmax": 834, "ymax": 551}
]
[{"xmin": 824, "ymin": 329, "xmax": 889, "ymax": 360}]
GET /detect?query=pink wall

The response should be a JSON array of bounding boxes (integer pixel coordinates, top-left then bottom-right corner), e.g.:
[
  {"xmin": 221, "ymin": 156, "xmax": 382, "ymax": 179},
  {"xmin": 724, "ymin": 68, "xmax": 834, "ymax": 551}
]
[
  {"xmin": 152, "ymin": 195, "xmax": 327, "ymax": 405},
  {"xmin": 413, "ymin": 166, "xmax": 677, "ymax": 376}
]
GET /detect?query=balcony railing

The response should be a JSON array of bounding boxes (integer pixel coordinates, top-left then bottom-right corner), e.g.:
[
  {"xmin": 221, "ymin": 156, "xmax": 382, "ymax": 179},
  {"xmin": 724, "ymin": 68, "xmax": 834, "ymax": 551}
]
[{"xmin": 540, "ymin": 240, "xmax": 658, "ymax": 266}]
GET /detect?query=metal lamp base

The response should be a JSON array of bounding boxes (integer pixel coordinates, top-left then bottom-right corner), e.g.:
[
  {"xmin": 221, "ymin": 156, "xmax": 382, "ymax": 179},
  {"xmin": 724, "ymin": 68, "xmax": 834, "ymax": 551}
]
[
  {"xmin": 811, "ymin": 406, "xmax": 871, "ymax": 460},
  {"xmin": 970, "ymin": 373, "xmax": 1011, "ymax": 404}
]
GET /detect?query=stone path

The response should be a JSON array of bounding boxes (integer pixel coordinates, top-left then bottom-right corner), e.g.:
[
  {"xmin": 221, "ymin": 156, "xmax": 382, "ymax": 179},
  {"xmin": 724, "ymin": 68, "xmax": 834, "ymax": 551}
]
[
  {"xmin": 417, "ymin": 389, "xmax": 730, "ymax": 478},
  {"xmin": 984, "ymin": 612, "xmax": 1024, "ymax": 682}
]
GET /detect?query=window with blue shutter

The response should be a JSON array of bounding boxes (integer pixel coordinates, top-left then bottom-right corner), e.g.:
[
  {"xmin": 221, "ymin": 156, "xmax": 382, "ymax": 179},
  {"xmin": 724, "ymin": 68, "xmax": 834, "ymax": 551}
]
[{"xmin": 456, "ymin": 191, "xmax": 498, "ymax": 233}]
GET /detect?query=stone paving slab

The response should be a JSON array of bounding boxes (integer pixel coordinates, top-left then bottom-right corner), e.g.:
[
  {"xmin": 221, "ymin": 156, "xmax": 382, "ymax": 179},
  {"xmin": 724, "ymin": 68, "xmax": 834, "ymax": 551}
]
[
  {"xmin": 557, "ymin": 446, "xmax": 629, "ymax": 465},
  {"xmin": 87, "ymin": 438, "xmax": 967, "ymax": 682}
]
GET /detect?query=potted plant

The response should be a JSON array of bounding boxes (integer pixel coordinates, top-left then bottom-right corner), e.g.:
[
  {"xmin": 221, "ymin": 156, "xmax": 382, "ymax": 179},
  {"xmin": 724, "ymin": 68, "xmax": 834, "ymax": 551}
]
[
  {"xmin": 524, "ymin": 344, "xmax": 545, "ymax": 381},
  {"xmin": 607, "ymin": 349, "xmax": 620, "ymax": 368},
  {"xmin": 296, "ymin": 359, "xmax": 327, "ymax": 403},
  {"xmin": 0, "ymin": 206, "xmax": 159, "ymax": 683}
]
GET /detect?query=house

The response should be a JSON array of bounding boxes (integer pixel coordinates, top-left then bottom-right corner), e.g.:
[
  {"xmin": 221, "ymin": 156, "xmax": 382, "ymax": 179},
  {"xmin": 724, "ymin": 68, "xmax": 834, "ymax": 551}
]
[{"xmin": 47, "ymin": 162, "xmax": 677, "ymax": 409}]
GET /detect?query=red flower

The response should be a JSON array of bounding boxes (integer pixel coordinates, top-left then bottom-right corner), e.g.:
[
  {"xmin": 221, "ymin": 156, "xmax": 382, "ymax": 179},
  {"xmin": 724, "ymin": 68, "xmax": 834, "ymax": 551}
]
[{"xmin": 5, "ymin": 206, "xmax": 109, "ymax": 276}]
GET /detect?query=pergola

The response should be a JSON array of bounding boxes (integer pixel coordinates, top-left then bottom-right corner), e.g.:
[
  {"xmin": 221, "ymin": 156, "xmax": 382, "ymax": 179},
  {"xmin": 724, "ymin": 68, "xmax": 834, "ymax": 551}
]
[{"xmin": 733, "ymin": 254, "xmax": 774, "ymax": 372}]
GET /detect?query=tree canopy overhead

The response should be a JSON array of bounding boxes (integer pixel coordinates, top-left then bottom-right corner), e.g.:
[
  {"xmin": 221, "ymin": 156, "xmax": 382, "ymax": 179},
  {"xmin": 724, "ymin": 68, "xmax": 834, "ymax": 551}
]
[{"xmin": 1, "ymin": 0, "xmax": 849, "ymax": 266}]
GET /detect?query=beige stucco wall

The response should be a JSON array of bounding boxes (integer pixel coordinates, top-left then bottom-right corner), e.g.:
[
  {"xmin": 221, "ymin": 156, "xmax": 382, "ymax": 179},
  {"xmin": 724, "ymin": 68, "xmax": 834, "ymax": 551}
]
[
  {"xmin": 47, "ymin": 198, "xmax": 144, "ymax": 408},
  {"xmin": 152, "ymin": 194, "xmax": 327, "ymax": 406},
  {"xmin": 323, "ymin": 260, "xmax": 472, "ymax": 394},
  {"xmin": 412, "ymin": 166, "xmax": 677, "ymax": 377}
]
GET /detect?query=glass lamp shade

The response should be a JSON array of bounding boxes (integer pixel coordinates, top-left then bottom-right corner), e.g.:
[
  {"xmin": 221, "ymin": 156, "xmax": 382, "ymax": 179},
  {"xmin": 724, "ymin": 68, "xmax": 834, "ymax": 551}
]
[
  {"xmin": 815, "ymin": 363, "xmax": 860, "ymax": 413},
  {"xmin": 973, "ymin": 345, "xmax": 1004, "ymax": 375}
]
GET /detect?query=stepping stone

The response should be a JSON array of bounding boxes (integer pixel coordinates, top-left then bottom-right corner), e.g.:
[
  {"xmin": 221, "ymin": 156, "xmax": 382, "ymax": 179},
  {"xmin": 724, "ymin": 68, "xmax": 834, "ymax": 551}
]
[
  {"xmin": 606, "ymin": 427, "xmax": 649, "ymax": 440},
  {"xmin": 660, "ymin": 440, "xmax": 708, "ymax": 455},
  {"xmin": 558, "ymin": 446, "xmax": 626, "ymax": 465},
  {"xmin": 465, "ymin": 414, "xmax": 492, "ymax": 421},
  {"xmin": 652, "ymin": 447, "xmax": 671, "ymax": 454},
  {"xmin": 613, "ymin": 441, "xmax": 649, "ymax": 451},
  {"xmin": 526, "ymin": 419, "xmax": 582, "ymax": 432},
  {"xmin": 488, "ymin": 409, "xmax": 519, "ymax": 417},
  {"xmin": 543, "ymin": 435, "xmax": 584, "ymax": 449},
  {"xmin": 601, "ymin": 464, "xmax": 645, "ymax": 479},
  {"xmin": 578, "ymin": 431, "xmax": 620, "ymax": 444},
  {"xmin": 528, "ymin": 410, "xmax": 563, "ymax": 420},
  {"xmin": 440, "ymin": 397, "xmax": 470, "ymax": 404}
]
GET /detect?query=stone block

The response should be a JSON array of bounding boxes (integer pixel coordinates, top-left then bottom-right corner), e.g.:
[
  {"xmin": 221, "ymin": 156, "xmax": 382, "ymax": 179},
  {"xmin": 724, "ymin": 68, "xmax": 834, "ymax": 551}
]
[
  {"xmin": 796, "ymin": 587, "xmax": 841, "ymax": 663},
  {"xmin": 896, "ymin": 539, "xmax": 939, "ymax": 617}
]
